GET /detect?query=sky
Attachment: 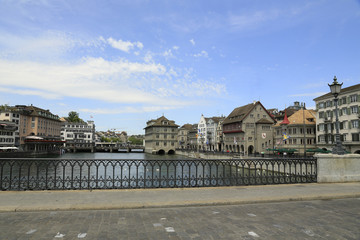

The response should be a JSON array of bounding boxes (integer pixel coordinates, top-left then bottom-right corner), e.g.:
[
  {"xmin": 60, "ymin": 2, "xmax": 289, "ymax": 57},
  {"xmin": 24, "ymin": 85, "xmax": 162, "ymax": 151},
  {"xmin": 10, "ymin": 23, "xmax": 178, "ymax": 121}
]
[{"xmin": 1, "ymin": 0, "xmax": 360, "ymax": 135}]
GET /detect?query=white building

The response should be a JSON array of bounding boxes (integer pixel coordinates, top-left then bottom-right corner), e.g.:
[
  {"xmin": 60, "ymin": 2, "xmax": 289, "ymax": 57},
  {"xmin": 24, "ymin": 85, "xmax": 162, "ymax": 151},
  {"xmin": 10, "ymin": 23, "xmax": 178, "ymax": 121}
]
[
  {"xmin": 61, "ymin": 120, "xmax": 96, "ymax": 150},
  {"xmin": 314, "ymin": 81, "xmax": 360, "ymax": 154},
  {"xmin": 0, "ymin": 108, "xmax": 21, "ymax": 146},
  {"xmin": 197, "ymin": 115, "xmax": 225, "ymax": 151},
  {"xmin": 0, "ymin": 120, "xmax": 17, "ymax": 148}
]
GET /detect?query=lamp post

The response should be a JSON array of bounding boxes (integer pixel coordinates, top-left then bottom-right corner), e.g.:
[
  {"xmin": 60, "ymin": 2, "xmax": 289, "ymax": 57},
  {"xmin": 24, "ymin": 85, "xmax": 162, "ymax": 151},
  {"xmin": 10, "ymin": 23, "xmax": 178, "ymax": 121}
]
[{"xmin": 328, "ymin": 76, "xmax": 346, "ymax": 155}]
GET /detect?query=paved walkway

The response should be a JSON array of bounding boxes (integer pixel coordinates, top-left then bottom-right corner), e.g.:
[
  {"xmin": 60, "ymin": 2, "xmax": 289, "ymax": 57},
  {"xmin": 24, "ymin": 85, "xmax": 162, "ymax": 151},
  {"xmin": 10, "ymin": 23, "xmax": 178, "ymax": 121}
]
[{"xmin": 1, "ymin": 182, "xmax": 360, "ymax": 212}]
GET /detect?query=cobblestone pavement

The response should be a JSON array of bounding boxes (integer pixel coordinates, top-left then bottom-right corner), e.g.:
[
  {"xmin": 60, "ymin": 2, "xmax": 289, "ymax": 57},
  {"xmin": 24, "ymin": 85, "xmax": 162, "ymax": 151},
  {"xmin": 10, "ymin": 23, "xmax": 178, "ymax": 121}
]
[{"xmin": 0, "ymin": 198, "xmax": 359, "ymax": 240}]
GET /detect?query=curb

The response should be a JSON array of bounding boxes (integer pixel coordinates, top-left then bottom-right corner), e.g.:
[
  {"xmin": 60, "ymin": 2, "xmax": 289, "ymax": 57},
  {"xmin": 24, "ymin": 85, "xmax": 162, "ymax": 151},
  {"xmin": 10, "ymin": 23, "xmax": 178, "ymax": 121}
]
[{"xmin": 2, "ymin": 193, "xmax": 360, "ymax": 213}]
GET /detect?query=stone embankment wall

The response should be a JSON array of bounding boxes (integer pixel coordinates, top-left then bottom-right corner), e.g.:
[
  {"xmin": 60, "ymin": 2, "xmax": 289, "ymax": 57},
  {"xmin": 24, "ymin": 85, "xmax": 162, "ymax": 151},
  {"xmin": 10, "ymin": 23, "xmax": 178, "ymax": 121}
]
[
  {"xmin": 317, "ymin": 154, "xmax": 360, "ymax": 183},
  {"xmin": 176, "ymin": 151, "xmax": 235, "ymax": 159}
]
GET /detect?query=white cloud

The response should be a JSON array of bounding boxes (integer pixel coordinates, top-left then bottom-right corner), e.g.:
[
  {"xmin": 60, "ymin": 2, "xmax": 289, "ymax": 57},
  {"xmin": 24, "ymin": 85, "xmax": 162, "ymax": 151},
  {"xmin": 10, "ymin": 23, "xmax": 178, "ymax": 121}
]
[
  {"xmin": 190, "ymin": 39, "xmax": 195, "ymax": 46},
  {"xmin": 0, "ymin": 56, "xmax": 226, "ymax": 109},
  {"xmin": 80, "ymin": 105, "xmax": 178, "ymax": 114},
  {"xmin": 106, "ymin": 37, "xmax": 143, "ymax": 53},
  {"xmin": 173, "ymin": 46, "xmax": 179, "ymax": 50},
  {"xmin": 193, "ymin": 50, "xmax": 209, "ymax": 58},
  {"xmin": 229, "ymin": 9, "xmax": 281, "ymax": 30}
]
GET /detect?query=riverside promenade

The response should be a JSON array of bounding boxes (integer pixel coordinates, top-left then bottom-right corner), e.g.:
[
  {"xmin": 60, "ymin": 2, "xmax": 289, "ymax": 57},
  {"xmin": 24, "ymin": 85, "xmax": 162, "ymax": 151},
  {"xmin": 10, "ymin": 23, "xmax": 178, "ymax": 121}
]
[{"xmin": 1, "ymin": 182, "xmax": 360, "ymax": 212}]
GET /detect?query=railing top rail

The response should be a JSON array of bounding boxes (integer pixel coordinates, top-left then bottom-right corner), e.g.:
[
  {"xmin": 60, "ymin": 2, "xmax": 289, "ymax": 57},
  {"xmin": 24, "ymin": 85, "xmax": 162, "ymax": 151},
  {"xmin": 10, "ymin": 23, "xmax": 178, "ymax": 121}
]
[{"xmin": 0, "ymin": 157, "xmax": 317, "ymax": 162}]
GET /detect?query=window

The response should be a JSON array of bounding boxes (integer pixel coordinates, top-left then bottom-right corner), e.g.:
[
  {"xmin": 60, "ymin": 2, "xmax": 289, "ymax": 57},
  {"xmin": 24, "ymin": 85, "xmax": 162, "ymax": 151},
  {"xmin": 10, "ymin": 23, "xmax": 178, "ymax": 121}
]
[
  {"xmin": 326, "ymin": 100, "xmax": 332, "ymax": 107},
  {"xmin": 293, "ymin": 128, "xmax": 297, "ymax": 134},
  {"xmin": 319, "ymin": 124, "xmax": 325, "ymax": 131},
  {"xmin": 343, "ymin": 121, "xmax": 348, "ymax": 129},
  {"xmin": 352, "ymin": 133, "xmax": 359, "ymax": 142},
  {"xmin": 156, "ymin": 142, "xmax": 159, "ymax": 146},
  {"xmin": 342, "ymin": 108, "xmax": 347, "ymax": 115},
  {"xmin": 342, "ymin": 97, "xmax": 347, "ymax": 104},
  {"xmin": 262, "ymin": 126, "xmax": 270, "ymax": 130},
  {"xmin": 350, "ymin": 94, "xmax": 358, "ymax": 103},
  {"xmin": 350, "ymin": 106, "xmax": 358, "ymax": 114},
  {"xmin": 351, "ymin": 120, "xmax": 359, "ymax": 128},
  {"xmin": 318, "ymin": 102, "xmax": 325, "ymax": 109},
  {"xmin": 319, "ymin": 112, "xmax": 324, "ymax": 118}
]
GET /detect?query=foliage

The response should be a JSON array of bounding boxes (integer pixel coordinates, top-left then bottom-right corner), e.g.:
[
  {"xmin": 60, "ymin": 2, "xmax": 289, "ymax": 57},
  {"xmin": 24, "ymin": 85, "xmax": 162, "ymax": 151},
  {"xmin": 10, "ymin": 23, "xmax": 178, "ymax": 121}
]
[
  {"xmin": 66, "ymin": 111, "xmax": 84, "ymax": 123},
  {"xmin": 128, "ymin": 136, "xmax": 143, "ymax": 145},
  {"xmin": 0, "ymin": 104, "xmax": 10, "ymax": 111}
]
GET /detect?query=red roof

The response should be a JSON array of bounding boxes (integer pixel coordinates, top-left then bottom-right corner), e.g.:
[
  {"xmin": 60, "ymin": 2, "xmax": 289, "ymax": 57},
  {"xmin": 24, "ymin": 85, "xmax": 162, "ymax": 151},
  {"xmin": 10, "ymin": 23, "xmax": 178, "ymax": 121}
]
[{"xmin": 280, "ymin": 111, "xmax": 290, "ymax": 125}]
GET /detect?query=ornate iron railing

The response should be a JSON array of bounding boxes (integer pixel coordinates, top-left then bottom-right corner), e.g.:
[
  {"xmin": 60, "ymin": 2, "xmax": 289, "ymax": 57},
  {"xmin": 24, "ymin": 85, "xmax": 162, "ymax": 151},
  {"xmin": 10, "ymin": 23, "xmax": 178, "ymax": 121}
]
[{"xmin": 0, "ymin": 158, "xmax": 317, "ymax": 191}]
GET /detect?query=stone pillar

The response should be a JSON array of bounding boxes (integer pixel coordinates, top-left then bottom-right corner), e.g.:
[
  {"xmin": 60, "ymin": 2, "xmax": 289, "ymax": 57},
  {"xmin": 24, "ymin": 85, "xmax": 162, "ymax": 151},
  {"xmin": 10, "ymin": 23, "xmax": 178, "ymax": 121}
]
[{"xmin": 317, "ymin": 153, "xmax": 360, "ymax": 183}]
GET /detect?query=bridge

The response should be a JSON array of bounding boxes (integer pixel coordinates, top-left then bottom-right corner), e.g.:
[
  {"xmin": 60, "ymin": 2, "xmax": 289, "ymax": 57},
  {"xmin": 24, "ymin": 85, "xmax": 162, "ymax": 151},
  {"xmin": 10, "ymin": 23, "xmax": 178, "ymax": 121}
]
[{"xmin": 64, "ymin": 142, "xmax": 144, "ymax": 153}]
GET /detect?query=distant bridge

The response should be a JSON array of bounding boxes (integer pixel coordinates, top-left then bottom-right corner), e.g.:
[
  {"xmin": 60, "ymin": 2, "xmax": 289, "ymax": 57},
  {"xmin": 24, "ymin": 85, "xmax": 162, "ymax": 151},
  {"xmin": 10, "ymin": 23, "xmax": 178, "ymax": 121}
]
[{"xmin": 64, "ymin": 142, "xmax": 144, "ymax": 153}]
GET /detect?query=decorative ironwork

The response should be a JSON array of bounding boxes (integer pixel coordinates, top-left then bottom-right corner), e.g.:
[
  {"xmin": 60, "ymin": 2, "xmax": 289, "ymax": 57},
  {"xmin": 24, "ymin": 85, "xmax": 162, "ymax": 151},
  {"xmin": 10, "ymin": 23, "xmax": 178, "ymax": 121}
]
[{"xmin": 0, "ymin": 158, "xmax": 317, "ymax": 191}]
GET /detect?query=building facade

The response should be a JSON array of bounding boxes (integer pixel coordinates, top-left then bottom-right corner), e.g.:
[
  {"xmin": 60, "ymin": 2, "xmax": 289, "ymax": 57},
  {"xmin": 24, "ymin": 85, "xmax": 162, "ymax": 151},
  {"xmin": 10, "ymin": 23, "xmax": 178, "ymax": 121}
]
[
  {"xmin": 222, "ymin": 101, "xmax": 275, "ymax": 154},
  {"xmin": 197, "ymin": 115, "xmax": 225, "ymax": 151},
  {"xmin": 177, "ymin": 124, "xmax": 194, "ymax": 149},
  {"xmin": 0, "ymin": 120, "xmax": 17, "ymax": 148},
  {"xmin": 314, "ymin": 83, "xmax": 360, "ymax": 153},
  {"xmin": 61, "ymin": 120, "xmax": 96, "ymax": 151},
  {"xmin": 0, "ymin": 107, "xmax": 21, "ymax": 146},
  {"xmin": 273, "ymin": 109, "xmax": 317, "ymax": 155},
  {"xmin": 0, "ymin": 105, "xmax": 63, "ymax": 152},
  {"xmin": 144, "ymin": 116, "xmax": 179, "ymax": 154}
]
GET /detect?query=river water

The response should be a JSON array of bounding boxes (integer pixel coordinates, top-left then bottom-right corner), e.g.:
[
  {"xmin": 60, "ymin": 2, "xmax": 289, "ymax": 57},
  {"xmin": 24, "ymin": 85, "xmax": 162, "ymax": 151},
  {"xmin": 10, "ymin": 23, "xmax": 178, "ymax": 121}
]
[
  {"xmin": 54, "ymin": 152, "xmax": 192, "ymax": 160},
  {"xmin": 2, "ymin": 152, "xmax": 241, "ymax": 189}
]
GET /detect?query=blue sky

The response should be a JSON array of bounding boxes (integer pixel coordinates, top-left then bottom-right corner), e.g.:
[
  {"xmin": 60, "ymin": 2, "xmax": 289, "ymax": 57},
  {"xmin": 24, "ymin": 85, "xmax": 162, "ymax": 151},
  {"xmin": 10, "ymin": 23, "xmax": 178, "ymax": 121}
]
[{"xmin": 1, "ymin": 0, "xmax": 360, "ymax": 134}]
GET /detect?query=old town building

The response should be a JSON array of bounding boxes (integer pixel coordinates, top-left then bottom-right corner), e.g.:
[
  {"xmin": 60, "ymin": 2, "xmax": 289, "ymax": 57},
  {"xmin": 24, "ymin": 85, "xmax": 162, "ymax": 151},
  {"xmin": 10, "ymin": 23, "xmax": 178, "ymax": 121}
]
[
  {"xmin": 61, "ymin": 119, "xmax": 96, "ymax": 152},
  {"xmin": 0, "ymin": 120, "xmax": 17, "ymax": 148},
  {"xmin": 197, "ymin": 115, "xmax": 225, "ymax": 151},
  {"xmin": 222, "ymin": 101, "xmax": 275, "ymax": 154},
  {"xmin": 273, "ymin": 109, "xmax": 317, "ymax": 155},
  {"xmin": 144, "ymin": 116, "xmax": 179, "ymax": 154},
  {"xmin": 177, "ymin": 124, "xmax": 194, "ymax": 149},
  {"xmin": 314, "ymin": 83, "xmax": 360, "ymax": 153},
  {"xmin": 0, "ymin": 105, "xmax": 63, "ymax": 153}
]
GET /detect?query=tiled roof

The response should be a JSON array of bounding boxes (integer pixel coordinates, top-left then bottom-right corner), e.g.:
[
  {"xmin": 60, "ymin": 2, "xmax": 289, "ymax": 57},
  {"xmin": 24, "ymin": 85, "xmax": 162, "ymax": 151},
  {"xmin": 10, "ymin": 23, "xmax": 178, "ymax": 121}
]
[
  {"xmin": 223, "ymin": 101, "xmax": 275, "ymax": 125},
  {"xmin": 313, "ymin": 83, "xmax": 360, "ymax": 101},
  {"xmin": 274, "ymin": 109, "xmax": 316, "ymax": 127},
  {"xmin": 180, "ymin": 124, "xmax": 194, "ymax": 130},
  {"xmin": 145, "ymin": 116, "xmax": 179, "ymax": 129},
  {"xmin": 222, "ymin": 102, "xmax": 256, "ymax": 125}
]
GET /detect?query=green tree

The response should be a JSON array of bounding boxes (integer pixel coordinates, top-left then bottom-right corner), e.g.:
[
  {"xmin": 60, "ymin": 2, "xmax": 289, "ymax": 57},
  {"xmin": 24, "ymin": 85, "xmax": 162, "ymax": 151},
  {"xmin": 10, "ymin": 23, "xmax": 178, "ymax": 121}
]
[
  {"xmin": 128, "ymin": 136, "xmax": 143, "ymax": 145},
  {"xmin": 67, "ymin": 111, "xmax": 83, "ymax": 123}
]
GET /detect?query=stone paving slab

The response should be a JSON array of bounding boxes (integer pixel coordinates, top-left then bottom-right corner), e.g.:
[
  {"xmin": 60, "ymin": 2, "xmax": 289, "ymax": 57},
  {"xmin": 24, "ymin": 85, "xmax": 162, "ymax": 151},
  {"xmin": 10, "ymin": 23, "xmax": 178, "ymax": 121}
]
[
  {"xmin": 0, "ymin": 182, "xmax": 360, "ymax": 212},
  {"xmin": 0, "ymin": 198, "xmax": 359, "ymax": 239}
]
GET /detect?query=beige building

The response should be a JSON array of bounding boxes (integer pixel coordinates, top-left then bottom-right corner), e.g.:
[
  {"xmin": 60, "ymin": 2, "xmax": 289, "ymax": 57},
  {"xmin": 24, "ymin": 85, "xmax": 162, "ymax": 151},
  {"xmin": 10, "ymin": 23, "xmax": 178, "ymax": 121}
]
[
  {"xmin": 177, "ymin": 124, "xmax": 194, "ymax": 149},
  {"xmin": 314, "ymin": 83, "xmax": 360, "ymax": 153},
  {"xmin": 222, "ymin": 101, "xmax": 275, "ymax": 154},
  {"xmin": 0, "ymin": 105, "xmax": 62, "ymax": 152},
  {"xmin": 273, "ymin": 109, "xmax": 317, "ymax": 155},
  {"xmin": 144, "ymin": 116, "xmax": 179, "ymax": 154}
]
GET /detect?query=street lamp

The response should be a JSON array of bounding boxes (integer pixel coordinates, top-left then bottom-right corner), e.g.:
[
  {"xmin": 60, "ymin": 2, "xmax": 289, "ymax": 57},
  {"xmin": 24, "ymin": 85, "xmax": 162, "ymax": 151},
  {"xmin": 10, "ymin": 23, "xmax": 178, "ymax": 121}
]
[{"xmin": 328, "ymin": 76, "xmax": 346, "ymax": 155}]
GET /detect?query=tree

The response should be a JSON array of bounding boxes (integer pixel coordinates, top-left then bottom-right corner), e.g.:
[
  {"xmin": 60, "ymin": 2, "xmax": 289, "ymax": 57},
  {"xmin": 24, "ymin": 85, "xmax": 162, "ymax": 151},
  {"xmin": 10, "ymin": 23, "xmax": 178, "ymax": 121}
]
[
  {"xmin": 128, "ymin": 136, "xmax": 143, "ymax": 145},
  {"xmin": 67, "ymin": 111, "xmax": 83, "ymax": 123}
]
